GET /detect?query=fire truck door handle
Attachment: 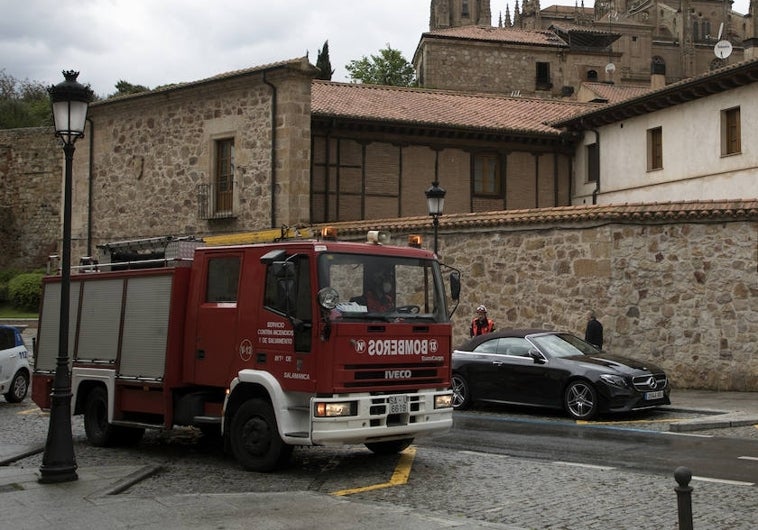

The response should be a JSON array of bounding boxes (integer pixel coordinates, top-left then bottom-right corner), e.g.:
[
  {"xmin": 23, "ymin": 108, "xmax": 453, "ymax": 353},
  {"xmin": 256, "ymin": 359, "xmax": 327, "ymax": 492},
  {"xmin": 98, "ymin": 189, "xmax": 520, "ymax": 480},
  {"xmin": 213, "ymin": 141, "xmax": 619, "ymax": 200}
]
[{"xmin": 197, "ymin": 349, "xmax": 205, "ymax": 359}]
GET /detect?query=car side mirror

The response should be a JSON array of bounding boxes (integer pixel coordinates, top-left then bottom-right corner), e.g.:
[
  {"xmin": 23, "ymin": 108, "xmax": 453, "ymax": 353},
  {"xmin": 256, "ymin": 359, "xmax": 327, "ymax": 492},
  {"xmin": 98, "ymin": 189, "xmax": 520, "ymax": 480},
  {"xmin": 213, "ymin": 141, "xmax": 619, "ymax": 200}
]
[{"xmin": 529, "ymin": 349, "xmax": 545, "ymax": 364}]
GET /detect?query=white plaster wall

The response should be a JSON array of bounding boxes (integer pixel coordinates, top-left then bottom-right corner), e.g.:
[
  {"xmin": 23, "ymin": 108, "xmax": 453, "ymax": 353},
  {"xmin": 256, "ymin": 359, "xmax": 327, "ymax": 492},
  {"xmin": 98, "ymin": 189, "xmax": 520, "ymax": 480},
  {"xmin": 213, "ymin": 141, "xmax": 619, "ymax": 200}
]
[{"xmin": 572, "ymin": 83, "xmax": 758, "ymax": 204}]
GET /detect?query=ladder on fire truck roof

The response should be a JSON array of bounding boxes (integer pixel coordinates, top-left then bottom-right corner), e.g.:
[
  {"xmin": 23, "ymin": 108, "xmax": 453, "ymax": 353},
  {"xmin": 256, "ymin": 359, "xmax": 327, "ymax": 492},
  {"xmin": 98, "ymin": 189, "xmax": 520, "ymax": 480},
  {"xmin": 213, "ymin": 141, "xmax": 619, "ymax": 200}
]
[{"xmin": 202, "ymin": 225, "xmax": 318, "ymax": 246}]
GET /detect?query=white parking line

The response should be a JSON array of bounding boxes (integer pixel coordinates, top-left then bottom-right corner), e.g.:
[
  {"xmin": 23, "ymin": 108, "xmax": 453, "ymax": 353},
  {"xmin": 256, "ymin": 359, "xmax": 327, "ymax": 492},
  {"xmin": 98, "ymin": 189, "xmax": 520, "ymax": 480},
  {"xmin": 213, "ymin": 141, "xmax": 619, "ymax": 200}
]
[
  {"xmin": 692, "ymin": 476, "xmax": 755, "ymax": 487},
  {"xmin": 662, "ymin": 431, "xmax": 713, "ymax": 438},
  {"xmin": 552, "ymin": 461, "xmax": 615, "ymax": 471},
  {"xmin": 460, "ymin": 450, "xmax": 509, "ymax": 459},
  {"xmin": 738, "ymin": 456, "xmax": 758, "ymax": 462}
]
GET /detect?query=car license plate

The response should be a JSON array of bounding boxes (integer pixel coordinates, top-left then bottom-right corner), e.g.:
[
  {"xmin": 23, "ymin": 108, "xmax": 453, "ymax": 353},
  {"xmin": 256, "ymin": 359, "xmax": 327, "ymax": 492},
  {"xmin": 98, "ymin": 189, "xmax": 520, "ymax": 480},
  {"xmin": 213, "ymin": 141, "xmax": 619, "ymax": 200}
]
[
  {"xmin": 645, "ymin": 390, "xmax": 664, "ymax": 400},
  {"xmin": 388, "ymin": 395, "xmax": 408, "ymax": 414}
]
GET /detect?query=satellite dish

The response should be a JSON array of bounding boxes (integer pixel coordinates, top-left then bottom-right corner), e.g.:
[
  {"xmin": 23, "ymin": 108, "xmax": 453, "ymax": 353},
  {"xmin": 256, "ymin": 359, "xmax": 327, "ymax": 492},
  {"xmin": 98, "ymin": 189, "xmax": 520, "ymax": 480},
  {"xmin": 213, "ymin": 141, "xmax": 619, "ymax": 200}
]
[
  {"xmin": 605, "ymin": 63, "xmax": 616, "ymax": 73},
  {"xmin": 714, "ymin": 40, "xmax": 733, "ymax": 59}
]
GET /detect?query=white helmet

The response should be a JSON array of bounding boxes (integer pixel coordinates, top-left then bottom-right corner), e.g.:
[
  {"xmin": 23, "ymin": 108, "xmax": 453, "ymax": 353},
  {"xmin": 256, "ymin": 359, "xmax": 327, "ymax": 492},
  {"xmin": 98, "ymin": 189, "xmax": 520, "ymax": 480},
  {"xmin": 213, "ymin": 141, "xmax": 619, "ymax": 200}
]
[{"xmin": 476, "ymin": 305, "xmax": 487, "ymax": 313}]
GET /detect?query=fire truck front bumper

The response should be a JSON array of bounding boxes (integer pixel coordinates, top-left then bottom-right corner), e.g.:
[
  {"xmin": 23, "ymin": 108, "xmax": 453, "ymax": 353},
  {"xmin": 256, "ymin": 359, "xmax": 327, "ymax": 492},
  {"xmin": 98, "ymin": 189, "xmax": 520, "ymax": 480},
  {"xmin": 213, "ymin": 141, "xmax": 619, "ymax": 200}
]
[{"xmin": 310, "ymin": 390, "xmax": 453, "ymax": 445}]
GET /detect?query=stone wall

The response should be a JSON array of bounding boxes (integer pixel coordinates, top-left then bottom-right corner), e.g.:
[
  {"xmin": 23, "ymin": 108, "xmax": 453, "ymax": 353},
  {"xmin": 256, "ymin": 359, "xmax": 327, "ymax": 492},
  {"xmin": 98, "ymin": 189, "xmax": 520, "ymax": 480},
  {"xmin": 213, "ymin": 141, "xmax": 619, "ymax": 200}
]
[{"xmin": 0, "ymin": 127, "xmax": 62, "ymax": 270}]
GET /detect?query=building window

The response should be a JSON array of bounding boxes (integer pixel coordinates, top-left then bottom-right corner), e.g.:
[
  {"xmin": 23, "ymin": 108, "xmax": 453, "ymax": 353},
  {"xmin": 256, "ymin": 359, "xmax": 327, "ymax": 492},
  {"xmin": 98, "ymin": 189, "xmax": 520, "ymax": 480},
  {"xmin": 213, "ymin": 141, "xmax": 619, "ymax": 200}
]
[
  {"xmin": 651, "ymin": 56, "xmax": 665, "ymax": 75},
  {"xmin": 722, "ymin": 107, "xmax": 741, "ymax": 156},
  {"xmin": 586, "ymin": 143, "xmax": 599, "ymax": 183},
  {"xmin": 587, "ymin": 70, "xmax": 598, "ymax": 81},
  {"xmin": 647, "ymin": 127, "xmax": 663, "ymax": 171},
  {"xmin": 536, "ymin": 62, "xmax": 552, "ymax": 90},
  {"xmin": 214, "ymin": 138, "xmax": 235, "ymax": 215},
  {"xmin": 462, "ymin": 0, "xmax": 470, "ymax": 17},
  {"xmin": 473, "ymin": 153, "xmax": 501, "ymax": 195}
]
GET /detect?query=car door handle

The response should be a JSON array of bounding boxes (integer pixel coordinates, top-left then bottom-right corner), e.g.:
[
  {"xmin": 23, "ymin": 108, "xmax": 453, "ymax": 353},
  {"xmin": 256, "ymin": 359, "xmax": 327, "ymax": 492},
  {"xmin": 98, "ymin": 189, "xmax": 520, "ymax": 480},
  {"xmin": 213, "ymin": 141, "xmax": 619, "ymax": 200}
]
[{"xmin": 492, "ymin": 361, "xmax": 506, "ymax": 366}]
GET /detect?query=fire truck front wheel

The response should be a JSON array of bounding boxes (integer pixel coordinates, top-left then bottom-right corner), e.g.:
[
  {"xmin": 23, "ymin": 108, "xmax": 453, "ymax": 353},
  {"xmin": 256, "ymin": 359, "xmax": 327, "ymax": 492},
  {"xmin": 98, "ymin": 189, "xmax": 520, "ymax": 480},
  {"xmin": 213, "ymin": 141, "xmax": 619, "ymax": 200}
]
[
  {"xmin": 230, "ymin": 399, "xmax": 293, "ymax": 472},
  {"xmin": 84, "ymin": 387, "xmax": 145, "ymax": 447}
]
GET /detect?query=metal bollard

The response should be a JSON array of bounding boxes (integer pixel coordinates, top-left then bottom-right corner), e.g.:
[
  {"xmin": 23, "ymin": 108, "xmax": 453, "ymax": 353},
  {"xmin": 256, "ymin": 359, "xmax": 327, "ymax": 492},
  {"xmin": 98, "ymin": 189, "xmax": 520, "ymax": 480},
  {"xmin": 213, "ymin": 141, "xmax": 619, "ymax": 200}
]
[{"xmin": 674, "ymin": 466, "xmax": 694, "ymax": 530}]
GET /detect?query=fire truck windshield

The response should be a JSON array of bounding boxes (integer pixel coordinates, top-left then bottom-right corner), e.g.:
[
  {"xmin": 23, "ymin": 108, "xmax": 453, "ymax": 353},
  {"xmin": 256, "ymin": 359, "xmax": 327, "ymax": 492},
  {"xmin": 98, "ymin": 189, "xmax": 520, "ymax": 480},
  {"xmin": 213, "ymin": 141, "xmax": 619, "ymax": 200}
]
[{"xmin": 318, "ymin": 253, "xmax": 448, "ymax": 322}]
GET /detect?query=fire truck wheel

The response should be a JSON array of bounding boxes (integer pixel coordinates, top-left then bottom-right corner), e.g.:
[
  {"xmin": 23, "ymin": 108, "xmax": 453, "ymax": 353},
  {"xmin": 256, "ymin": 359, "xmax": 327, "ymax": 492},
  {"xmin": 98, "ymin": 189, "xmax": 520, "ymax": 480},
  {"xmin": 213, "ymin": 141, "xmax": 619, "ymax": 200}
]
[
  {"xmin": 4, "ymin": 369, "xmax": 29, "ymax": 403},
  {"xmin": 84, "ymin": 387, "xmax": 119, "ymax": 447},
  {"xmin": 230, "ymin": 399, "xmax": 293, "ymax": 472},
  {"xmin": 365, "ymin": 438, "xmax": 413, "ymax": 455}
]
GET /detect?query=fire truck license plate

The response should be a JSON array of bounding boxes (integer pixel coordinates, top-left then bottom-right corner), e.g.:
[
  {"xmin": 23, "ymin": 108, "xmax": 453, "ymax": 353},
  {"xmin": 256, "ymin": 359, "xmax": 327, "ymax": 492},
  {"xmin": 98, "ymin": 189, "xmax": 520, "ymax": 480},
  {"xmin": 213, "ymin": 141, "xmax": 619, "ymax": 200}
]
[{"xmin": 388, "ymin": 395, "xmax": 408, "ymax": 414}]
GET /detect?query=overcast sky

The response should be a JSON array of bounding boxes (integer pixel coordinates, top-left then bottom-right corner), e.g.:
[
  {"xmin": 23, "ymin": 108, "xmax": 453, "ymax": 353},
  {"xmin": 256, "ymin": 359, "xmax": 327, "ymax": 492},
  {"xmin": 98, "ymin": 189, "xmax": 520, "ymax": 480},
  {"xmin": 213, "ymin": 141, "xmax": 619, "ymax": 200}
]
[{"xmin": 1, "ymin": 0, "xmax": 751, "ymax": 97}]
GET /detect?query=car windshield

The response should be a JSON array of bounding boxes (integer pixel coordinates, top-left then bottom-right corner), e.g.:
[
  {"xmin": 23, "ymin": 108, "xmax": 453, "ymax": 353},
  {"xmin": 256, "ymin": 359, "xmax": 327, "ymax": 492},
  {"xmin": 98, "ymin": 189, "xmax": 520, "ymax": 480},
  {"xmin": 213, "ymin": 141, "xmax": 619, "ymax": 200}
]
[
  {"xmin": 528, "ymin": 332, "xmax": 599, "ymax": 358},
  {"xmin": 318, "ymin": 252, "xmax": 447, "ymax": 322}
]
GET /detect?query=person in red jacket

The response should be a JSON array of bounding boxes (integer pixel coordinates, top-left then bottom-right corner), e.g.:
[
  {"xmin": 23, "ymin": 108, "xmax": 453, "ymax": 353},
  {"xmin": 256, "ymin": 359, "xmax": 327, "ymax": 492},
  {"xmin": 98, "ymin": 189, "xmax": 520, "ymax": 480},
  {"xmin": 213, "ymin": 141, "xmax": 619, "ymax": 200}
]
[{"xmin": 470, "ymin": 305, "xmax": 495, "ymax": 337}]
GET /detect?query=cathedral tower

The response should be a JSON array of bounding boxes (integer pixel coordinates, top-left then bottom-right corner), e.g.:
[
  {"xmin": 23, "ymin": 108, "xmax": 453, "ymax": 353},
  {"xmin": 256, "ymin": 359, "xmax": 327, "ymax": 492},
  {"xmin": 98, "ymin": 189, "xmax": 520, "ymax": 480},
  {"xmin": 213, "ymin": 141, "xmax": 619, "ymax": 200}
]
[{"xmin": 430, "ymin": 0, "xmax": 492, "ymax": 30}]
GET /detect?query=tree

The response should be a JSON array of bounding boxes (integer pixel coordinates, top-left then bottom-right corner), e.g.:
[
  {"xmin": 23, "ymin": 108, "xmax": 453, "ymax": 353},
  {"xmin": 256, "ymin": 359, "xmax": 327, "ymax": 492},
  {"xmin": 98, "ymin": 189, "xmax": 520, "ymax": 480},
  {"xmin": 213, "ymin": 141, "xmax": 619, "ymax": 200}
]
[
  {"xmin": 316, "ymin": 40, "xmax": 334, "ymax": 81},
  {"xmin": 0, "ymin": 70, "xmax": 52, "ymax": 129},
  {"xmin": 110, "ymin": 80, "xmax": 150, "ymax": 98},
  {"xmin": 345, "ymin": 44, "xmax": 416, "ymax": 87}
]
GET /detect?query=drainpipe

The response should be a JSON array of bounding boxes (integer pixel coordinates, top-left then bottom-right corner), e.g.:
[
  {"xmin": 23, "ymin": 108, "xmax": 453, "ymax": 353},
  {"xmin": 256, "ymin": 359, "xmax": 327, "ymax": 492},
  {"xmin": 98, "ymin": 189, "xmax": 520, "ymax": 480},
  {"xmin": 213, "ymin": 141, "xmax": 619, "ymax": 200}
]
[
  {"xmin": 263, "ymin": 72, "xmax": 277, "ymax": 228},
  {"xmin": 590, "ymin": 128, "xmax": 600, "ymax": 205},
  {"xmin": 87, "ymin": 118, "xmax": 94, "ymax": 256}
]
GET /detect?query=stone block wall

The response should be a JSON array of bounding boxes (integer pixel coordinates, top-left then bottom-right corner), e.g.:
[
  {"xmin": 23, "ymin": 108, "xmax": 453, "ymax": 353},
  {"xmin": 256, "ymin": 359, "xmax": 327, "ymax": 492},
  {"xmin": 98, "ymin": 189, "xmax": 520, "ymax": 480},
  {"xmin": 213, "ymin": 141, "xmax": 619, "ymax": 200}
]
[
  {"xmin": 0, "ymin": 127, "xmax": 62, "ymax": 270},
  {"xmin": 438, "ymin": 216, "xmax": 758, "ymax": 391}
]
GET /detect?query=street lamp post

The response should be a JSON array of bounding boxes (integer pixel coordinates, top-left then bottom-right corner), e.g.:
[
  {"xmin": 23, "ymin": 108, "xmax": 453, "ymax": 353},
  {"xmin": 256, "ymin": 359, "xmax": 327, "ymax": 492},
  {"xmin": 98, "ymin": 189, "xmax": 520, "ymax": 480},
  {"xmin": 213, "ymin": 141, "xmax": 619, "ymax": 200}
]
[
  {"xmin": 39, "ymin": 71, "xmax": 93, "ymax": 484},
  {"xmin": 425, "ymin": 180, "xmax": 446, "ymax": 255}
]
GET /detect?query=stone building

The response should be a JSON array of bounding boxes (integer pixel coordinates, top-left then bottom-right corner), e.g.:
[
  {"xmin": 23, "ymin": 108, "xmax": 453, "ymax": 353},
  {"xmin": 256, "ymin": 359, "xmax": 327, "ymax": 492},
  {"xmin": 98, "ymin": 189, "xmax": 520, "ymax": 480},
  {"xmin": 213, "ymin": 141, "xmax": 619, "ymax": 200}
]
[
  {"xmin": 416, "ymin": 0, "xmax": 754, "ymax": 96},
  {"xmin": 59, "ymin": 58, "xmax": 317, "ymax": 261},
  {"xmin": 310, "ymin": 81, "xmax": 593, "ymax": 222},
  {"xmin": 557, "ymin": 58, "xmax": 758, "ymax": 204}
]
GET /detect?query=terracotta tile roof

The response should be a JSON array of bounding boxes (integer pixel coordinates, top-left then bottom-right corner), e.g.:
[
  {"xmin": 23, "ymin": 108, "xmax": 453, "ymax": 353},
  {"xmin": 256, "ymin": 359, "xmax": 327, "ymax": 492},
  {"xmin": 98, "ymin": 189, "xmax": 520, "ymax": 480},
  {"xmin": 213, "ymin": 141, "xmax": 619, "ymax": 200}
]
[
  {"xmin": 580, "ymin": 82, "xmax": 653, "ymax": 103},
  {"xmin": 312, "ymin": 81, "xmax": 595, "ymax": 136},
  {"xmin": 548, "ymin": 22, "xmax": 619, "ymax": 36},
  {"xmin": 318, "ymin": 200, "xmax": 758, "ymax": 236},
  {"xmin": 422, "ymin": 26, "xmax": 568, "ymax": 47},
  {"xmin": 93, "ymin": 57, "xmax": 316, "ymax": 106}
]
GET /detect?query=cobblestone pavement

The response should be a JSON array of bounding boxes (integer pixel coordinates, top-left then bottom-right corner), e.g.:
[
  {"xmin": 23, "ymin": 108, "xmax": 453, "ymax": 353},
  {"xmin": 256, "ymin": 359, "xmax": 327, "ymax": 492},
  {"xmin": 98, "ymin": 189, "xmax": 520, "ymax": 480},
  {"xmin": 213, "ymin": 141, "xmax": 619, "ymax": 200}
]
[{"xmin": 3, "ymin": 398, "xmax": 756, "ymax": 530}]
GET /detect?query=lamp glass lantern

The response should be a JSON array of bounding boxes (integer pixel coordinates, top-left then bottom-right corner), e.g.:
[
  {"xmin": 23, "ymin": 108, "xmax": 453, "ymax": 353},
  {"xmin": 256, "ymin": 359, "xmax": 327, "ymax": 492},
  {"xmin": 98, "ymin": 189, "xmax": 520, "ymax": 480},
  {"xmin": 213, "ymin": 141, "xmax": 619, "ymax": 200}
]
[{"xmin": 425, "ymin": 181, "xmax": 446, "ymax": 254}]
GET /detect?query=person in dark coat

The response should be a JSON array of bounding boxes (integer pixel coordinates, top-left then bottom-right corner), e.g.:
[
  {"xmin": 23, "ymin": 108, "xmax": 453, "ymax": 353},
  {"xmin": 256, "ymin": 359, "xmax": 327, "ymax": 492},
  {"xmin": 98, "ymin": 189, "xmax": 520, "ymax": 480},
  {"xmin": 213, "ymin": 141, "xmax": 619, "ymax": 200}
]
[{"xmin": 584, "ymin": 310, "xmax": 603, "ymax": 349}]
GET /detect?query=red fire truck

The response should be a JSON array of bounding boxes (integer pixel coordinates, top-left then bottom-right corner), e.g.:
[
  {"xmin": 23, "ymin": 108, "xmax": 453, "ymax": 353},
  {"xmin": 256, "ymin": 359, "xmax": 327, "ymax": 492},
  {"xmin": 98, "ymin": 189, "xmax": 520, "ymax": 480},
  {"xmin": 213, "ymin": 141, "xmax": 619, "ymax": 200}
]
[{"xmin": 32, "ymin": 228, "xmax": 460, "ymax": 472}]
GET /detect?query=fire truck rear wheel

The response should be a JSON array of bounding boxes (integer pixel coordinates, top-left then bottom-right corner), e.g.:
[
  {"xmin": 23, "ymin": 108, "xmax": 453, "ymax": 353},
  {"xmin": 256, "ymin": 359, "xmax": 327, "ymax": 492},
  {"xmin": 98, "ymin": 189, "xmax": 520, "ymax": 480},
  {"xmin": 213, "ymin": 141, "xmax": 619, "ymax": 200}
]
[
  {"xmin": 365, "ymin": 438, "xmax": 413, "ymax": 455},
  {"xmin": 230, "ymin": 398, "xmax": 292, "ymax": 472},
  {"xmin": 84, "ymin": 386, "xmax": 144, "ymax": 447}
]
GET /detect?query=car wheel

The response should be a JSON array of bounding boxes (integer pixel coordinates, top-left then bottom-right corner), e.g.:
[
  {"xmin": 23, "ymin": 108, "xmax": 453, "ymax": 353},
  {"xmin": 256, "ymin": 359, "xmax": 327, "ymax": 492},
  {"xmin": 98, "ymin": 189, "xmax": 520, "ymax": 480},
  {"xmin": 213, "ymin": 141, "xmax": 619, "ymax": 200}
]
[
  {"xmin": 4, "ymin": 369, "xmax": 29, "ymax": 403},
  {"xmin": 564, "ymin": 380, "xmax": 598, "ymax": 420},
  {"xmin": 365, "ymin": 438, "xmax": 413, "ymax": 455},
  {"xmin": 451, "ymin": 373, "xmax": 471, "ymax": 410},
  {"xmin": 230, "ymin": 398, "xmax": 293, "ymax": 472}
]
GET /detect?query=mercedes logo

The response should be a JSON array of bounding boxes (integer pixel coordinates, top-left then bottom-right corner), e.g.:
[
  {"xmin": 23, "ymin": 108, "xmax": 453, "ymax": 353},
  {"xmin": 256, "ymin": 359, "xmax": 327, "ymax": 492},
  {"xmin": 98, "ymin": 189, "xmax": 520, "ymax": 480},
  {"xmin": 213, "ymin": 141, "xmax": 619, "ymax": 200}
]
[{"xmin": 646, "ymin": 376, "xmax": 657, "ymax": 389}]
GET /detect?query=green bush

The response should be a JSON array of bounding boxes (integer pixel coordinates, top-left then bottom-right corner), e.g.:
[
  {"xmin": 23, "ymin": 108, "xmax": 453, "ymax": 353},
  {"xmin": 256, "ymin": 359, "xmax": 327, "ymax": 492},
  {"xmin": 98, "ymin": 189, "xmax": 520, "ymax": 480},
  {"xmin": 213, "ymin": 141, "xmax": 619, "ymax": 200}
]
[
  {"xmin": 0, "ymin": 269, "xmax": 21, "ymax": 302},
  {"xmin": 8, "ymin": 272, "xmax": 44, "ymax": 312}
]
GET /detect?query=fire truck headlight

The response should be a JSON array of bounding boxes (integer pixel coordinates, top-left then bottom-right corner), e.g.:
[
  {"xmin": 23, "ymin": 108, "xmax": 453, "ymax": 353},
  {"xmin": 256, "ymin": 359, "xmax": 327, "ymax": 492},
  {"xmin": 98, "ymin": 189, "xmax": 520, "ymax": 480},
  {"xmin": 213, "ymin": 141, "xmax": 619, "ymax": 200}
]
[
  {"xmin": 435, "ymin": 394, "xmax": 453, "ymax": 409},
  {"xmin": 315, "ymin": 401, "xmax": 356, "ymax": 417},
  {"xmin": 317, "ymin": 287, "xmax": 339, "ymax": 310}
]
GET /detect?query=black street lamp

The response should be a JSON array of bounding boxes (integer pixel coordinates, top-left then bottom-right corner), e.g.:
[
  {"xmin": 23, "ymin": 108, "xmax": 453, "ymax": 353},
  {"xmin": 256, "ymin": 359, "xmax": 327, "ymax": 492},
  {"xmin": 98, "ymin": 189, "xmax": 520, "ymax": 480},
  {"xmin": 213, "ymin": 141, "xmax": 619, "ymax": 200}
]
[
  {"xmin": 39, "ymin": 71, "xmax": 93, "ymax": 484},
  {"xmin": 425, "ymin": 180, "xmax": 446, "ymax": 255}
]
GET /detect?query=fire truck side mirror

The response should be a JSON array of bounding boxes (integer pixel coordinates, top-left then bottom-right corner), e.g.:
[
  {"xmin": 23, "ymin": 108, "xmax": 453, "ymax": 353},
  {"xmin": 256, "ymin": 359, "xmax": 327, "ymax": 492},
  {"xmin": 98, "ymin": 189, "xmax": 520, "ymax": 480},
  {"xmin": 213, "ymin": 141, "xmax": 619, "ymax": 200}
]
[
  {"xmin": 449, "ymin": 271, "xmax": 461, "ymax": 301},
  {"xmin": 272, "ymin": 261, "xmax": 295, "ymax": 279}
]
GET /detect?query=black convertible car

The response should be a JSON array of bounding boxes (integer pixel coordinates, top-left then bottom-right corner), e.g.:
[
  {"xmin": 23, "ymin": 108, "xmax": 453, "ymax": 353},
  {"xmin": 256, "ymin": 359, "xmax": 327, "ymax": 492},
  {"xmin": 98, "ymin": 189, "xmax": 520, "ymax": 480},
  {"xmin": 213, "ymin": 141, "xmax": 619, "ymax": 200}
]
[{"xmin": 451, "ymin": 329, "xmax": 671, "ymax": 420}]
